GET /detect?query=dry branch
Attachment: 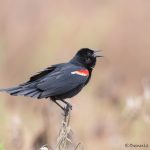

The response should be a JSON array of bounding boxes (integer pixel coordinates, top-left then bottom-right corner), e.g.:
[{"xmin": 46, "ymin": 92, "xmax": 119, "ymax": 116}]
[
  {"xmin": 40, "ymin": 105, "xmax": 82, "ymax": 150},
  {"xmin": 55, "ymin": 109, "xmax": 71, "ymax": 150}
]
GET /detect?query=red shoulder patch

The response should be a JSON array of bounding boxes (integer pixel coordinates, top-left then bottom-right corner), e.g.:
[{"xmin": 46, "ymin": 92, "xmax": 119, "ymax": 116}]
[{"xmin": 71, "ymin": 69, "xmax": 89, "ymax": 76}]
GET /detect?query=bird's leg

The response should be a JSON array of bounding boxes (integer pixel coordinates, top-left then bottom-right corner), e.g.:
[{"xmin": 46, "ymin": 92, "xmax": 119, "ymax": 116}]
[
  {"xmin": 50, "ymin": 98, "xmax": 72, "ymax": 116},
  {"xmin": 51, "ymin": 99, "xmax": 65, "ymax": 111},
  {"xmin": 61, "ymin": 99, "xmax": 72, "ymax": 110}
]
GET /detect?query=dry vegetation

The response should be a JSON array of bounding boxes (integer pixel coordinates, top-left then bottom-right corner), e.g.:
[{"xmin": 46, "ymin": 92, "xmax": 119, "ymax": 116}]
[{"xmin": 0, "ymin": 0, "xmax": 150, "ymax": 149}]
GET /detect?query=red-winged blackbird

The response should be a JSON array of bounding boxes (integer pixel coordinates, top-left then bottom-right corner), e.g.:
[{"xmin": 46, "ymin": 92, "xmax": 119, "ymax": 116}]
[{"xmin": 0, "ymin": 48, "xmax": 102, "ymax": 113}]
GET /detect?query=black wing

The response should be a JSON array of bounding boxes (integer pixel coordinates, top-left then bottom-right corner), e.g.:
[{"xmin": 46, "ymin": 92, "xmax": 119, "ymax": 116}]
[
  {"xmin": 36, "ymin": 64, "xmax": 89, "ymax": 98},
  {"xmin": 0, "ymin": 63, "xmax": 89, "ymax": 99},
  {"xmin": 20, "ymin": 63, "xmax": 65, "ymax": 85},
  {"xmin": 25, "ymin": 66, "xmax": 56, "ymax": 84},
  {"xmin": 0, "ymin": 64, "xmax": 60, "ymax": 97}
]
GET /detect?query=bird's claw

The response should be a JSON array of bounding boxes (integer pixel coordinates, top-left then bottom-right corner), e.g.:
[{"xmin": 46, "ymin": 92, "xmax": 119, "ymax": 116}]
[
  {"xmin": 68, "ymin": 104, "xmax": 72, "ymax": 110},
  {"xmin": 64, "ymin": 103, "xmax": 72, "ymax": 117}
]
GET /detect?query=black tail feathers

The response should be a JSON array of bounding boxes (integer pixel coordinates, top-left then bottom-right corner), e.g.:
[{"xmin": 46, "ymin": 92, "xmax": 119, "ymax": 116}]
[{"xmin": 0, "ymin": 86, "xmax": 42, "ymax": 99}]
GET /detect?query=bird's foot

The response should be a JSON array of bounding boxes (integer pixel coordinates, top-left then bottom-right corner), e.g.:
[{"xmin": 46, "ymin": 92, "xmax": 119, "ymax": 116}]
[
  {"xmin": 68, "ymin": 103, "xmax": 72, "ymax": 110},
  {"xmin": 61, "ymin": 99, "xmax": 72, "ymax": 110},
  {"xmin": 64, "ymin": 103, "xmax": 72, "ymax": 117}
]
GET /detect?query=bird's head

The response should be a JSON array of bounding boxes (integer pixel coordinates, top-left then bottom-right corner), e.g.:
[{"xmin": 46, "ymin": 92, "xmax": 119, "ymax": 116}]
[{"xmin": 70, "ymin": 48, "xmax": 103, "ymax": 69}]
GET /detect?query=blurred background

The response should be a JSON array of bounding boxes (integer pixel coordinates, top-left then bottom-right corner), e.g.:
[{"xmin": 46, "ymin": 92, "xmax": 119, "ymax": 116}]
[{"xmin": 0, "ymin": 0, "xmax": 150, "ymax": 149}]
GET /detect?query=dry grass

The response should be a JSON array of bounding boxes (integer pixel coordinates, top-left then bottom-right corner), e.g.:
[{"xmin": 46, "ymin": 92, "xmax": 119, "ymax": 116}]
[
  {"xmin": 1, "ymin": 0, "xmax": 150, "ymax": 149},
  {"xmin": 55, "ymin": 111, "xmax": 72, "ymax": 150},
  {"xmin": 39, "ymin": 109, "xmax": 82, "ymax": 150}
]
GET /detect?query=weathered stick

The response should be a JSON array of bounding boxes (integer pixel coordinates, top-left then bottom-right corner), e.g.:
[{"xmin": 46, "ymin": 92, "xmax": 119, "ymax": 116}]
[{"xmin": 55, "ymin": 105, "xmax": 71, "ymax": 150}]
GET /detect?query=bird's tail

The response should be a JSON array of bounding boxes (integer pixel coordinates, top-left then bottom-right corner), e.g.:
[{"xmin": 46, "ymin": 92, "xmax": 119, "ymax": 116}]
[{"xmin": 0, "ymin": 86, "xmax": 42, "ymax": 98}]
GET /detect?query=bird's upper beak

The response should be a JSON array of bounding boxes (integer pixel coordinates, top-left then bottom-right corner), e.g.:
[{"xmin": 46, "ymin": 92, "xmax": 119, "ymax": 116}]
[{"xmin": 93, "ymin": 50, "xmax": 103, "ymax": 58}]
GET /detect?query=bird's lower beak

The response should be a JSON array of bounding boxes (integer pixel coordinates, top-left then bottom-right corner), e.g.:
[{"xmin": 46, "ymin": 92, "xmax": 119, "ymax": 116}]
[{"xmin": 94, "ymin": 50, "xmax": 103, "ymax": 58}]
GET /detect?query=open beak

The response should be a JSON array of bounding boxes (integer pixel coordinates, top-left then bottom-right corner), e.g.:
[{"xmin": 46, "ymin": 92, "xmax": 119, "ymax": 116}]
[{"xmin": 94, "ymin": 50, "xmax": 103, "ymax": 58}]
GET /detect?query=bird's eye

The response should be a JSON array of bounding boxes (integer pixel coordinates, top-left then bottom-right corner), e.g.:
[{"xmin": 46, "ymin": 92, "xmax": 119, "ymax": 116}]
[
  {"xmin": 85, "ymin": 57, "xmax": 91, "ymax": 64},
  {"xmin": 88, "ymin": 52, "xmax": 92, "ymax": 56}
]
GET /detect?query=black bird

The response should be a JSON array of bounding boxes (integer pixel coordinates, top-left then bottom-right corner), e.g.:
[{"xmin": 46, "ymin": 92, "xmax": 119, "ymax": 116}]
[{"xmin": 0, "ymin": 48, "xmax": 102, "ymax": 113}]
